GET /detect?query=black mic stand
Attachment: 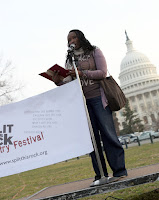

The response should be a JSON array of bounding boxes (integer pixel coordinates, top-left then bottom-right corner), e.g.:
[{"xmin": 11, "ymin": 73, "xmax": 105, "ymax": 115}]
[{"xmin": 69, "ymin": 49, "xmax": 109, "ymax": 186}]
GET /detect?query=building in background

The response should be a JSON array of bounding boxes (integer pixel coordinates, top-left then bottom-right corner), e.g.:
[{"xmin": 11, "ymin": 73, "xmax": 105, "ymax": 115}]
[{"xmin": 117, "ymin": 31, "xmax": 159, "ymax": 132}]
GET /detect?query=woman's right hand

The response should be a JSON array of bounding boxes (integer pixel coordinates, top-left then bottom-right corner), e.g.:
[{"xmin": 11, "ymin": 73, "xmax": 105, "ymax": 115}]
[{"xmin": 46, "ymin": 70, "xmax": 64, "ymax": 84}]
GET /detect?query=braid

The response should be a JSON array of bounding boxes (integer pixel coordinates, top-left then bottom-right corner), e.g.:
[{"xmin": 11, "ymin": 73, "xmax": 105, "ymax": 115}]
[
  {"xmin": 66, "ymin": 29, "xmax": 96, "ymax": 64},
  {"xmin": 69, "ymin": 29, "xmax": 95, "ymax": 54}
]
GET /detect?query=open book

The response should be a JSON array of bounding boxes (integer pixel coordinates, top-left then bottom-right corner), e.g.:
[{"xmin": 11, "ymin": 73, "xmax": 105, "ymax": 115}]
[{"xmin": 39, "ymin": 64, "xmax": 69, "ymax": 81}]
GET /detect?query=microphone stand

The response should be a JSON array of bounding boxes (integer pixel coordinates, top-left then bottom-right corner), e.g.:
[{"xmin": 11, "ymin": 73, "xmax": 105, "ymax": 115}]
[{"xmin": 69, "ymin": 49, "xmax": 108, "ymax": 186}]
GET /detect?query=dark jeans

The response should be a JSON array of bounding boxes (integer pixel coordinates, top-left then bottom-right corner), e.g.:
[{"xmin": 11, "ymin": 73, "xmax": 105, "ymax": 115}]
[{"xmin": 86, "ymin": 96, "xmax": 127, "ymax": 178}]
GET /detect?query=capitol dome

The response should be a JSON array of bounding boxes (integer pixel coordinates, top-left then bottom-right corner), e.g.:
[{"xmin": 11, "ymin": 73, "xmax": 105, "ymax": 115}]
[
  {"xmin": 119, "ymin": 31, "xmax": 159, "ymax": 90},
  {"xmin": 120, "ymin": 51, "xmax": 150, "ymax": 72},
  {"xmin": 117, "ymin": 31, "xmax": 159, "ymax": 131}
]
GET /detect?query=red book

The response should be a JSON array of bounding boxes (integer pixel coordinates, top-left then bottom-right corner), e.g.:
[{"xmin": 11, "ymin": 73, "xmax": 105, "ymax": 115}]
[{"xmin": 39, "ymin": 64, "xmax": 69, "ymax": 81}]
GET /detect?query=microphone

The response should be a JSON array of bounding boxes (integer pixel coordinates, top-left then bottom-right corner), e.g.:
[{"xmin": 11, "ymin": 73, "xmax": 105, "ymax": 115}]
[{"xmin": 68, "ymin": 44, "xmax": 75, "ymax": 52}]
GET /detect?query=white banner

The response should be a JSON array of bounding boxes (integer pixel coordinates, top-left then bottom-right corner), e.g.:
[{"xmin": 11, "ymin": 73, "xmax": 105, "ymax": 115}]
[{"xmin": 0, "ymin": 80, "xmax": 93, "ymax": 178}]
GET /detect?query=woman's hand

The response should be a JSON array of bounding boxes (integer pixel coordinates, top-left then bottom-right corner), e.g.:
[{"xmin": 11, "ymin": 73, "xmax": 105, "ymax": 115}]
[
  {"xmin": 67, "ymin": 69, "xmax": 83, "ymax": 77},
  {"xmin": 46, "ymin": 70, "xmax": 64, "ymax": 84}
]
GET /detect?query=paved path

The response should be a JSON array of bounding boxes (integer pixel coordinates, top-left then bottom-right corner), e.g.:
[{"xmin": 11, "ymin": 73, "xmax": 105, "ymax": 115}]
[{"xmin": 21, "ymin": 163, "xmax": 159, "ymax": 200}]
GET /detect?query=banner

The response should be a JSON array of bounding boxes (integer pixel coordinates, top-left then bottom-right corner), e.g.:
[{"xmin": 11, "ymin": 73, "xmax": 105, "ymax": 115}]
[{"xmin": 0, "ymin": 80, "xmax": 93, "ymax": 178}]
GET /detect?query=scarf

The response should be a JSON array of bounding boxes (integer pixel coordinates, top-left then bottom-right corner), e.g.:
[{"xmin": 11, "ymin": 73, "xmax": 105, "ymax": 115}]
[
  {"xmin": 74, "ymin": 47, "xmax": 84, "ymax": 56},
  {"xmin": 65, "ymin": 47, "xmax": 84, "ymax": 69}
]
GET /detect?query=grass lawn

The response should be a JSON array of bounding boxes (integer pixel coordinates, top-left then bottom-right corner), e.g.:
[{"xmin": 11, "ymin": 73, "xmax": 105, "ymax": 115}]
[{"xmin": 0, "ymin": 142, "xmax": 159, "ymax": 200}]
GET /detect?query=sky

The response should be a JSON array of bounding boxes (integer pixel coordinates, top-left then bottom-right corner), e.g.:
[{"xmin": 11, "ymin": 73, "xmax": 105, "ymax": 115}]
[{"xmin": 0, "ymin": 0, "xmax": 159, "ymax": 101}]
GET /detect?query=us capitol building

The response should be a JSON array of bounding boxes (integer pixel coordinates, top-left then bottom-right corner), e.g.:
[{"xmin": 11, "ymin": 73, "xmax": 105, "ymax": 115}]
[{"xmin": 116, "ymin": 32, "xmax": 159, "ymax": 131}]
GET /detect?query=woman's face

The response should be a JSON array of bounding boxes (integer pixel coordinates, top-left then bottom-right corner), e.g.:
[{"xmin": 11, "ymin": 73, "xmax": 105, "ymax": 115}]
[{"xmin": 67, "ymin": 32, "xmax": 81, "ymax": 50}]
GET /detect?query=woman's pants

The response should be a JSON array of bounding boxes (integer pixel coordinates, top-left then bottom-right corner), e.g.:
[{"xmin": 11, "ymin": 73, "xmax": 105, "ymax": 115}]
[{"xmin": 86, "ymin": 96, "xmax": 127, "ymax": 178}]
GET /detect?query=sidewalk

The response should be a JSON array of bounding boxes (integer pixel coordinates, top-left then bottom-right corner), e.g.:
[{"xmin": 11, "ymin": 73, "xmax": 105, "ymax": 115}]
[{"xmin": 21, "ymin": 163, "xmax": 159, "ymax": 200}]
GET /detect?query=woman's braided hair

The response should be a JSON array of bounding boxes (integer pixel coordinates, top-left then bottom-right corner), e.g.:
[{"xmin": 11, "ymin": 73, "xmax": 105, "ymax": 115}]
[
  {"xmin": 69, "ymin": 29, "xmax": 95, "ymax": 53},
  {"xmin": 66, "ymin": 29, "xmax": 95, "ymax": 63}
]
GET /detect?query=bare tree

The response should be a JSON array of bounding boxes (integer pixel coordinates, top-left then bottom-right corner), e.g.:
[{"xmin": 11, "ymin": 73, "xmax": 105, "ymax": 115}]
[{"xmin": 0, "ymin": 57, "xmax": 23, "ymax": 106}]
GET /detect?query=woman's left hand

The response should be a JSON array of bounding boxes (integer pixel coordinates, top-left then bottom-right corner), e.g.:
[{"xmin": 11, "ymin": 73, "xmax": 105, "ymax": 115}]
[{"xmin": 67, "ymin": 69, "xmax": 83, "ymax": 77}]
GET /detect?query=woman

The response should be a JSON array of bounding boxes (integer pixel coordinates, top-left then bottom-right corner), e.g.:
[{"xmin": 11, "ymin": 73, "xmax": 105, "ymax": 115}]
[{"xmin": 51, "ymin": 29, "xmax": 127, "ymax": 186}]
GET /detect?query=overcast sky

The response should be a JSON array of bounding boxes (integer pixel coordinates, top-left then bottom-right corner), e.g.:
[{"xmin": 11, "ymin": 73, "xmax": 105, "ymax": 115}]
[{"xmin": 0, "ymin": 0, "xmax": 159, "ymax": 100}]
